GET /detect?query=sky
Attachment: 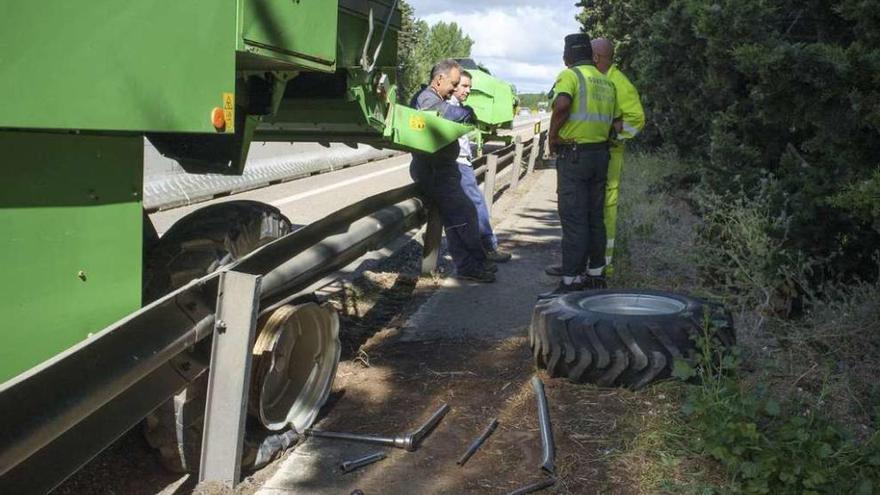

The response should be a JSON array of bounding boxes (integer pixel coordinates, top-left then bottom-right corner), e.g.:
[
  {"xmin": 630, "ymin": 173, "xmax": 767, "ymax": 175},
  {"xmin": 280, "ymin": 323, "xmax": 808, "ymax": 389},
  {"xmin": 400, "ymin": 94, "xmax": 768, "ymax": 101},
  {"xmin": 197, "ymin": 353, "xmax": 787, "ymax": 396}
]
[{"xmin": 407, "ymin": 0, "xmax": 582, "ymax": 94}]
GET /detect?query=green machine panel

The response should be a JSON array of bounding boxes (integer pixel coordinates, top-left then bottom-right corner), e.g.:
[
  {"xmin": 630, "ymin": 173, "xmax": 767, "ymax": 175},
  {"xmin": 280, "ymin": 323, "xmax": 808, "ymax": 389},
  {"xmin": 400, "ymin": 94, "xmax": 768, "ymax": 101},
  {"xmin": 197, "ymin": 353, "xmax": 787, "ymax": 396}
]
[
  {"xmin": 467, "ymin": 70, "xmax": 517, "ymax": 128},
  {"xmin": 384, "ymin": 104, "xmax": 473, "ymax": 153},
  {"xmin": 238, "ymin": 0, "xmax": 338, "ymax": 72},
  {"xmin": 0, "ymin": 132, "xmax": 143, "ymax": 384},
  {"xmin": 0, "ymin": 2, "xmax": 236, "ymax": 133}
]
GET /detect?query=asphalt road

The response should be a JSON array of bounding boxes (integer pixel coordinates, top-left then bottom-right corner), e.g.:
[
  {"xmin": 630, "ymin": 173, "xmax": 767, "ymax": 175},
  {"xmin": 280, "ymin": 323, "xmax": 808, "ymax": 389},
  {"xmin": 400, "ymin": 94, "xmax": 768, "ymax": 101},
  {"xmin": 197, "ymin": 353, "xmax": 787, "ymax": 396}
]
[{"xmin": 149, "ymin": 117, "xmax": 548, "ymax": 235}]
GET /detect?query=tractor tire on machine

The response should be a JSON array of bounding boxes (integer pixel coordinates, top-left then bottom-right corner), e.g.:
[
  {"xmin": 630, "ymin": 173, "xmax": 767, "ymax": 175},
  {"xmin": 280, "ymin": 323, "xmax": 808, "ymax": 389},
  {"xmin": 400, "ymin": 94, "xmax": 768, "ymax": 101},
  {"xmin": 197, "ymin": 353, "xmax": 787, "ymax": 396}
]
[
  {"xmin": 142, "ymin": 201, "xmax": 341, "ymax": 473},
  {"xmin": 530, "ymin": 290, "xmax": 734, "ymax": 389}
]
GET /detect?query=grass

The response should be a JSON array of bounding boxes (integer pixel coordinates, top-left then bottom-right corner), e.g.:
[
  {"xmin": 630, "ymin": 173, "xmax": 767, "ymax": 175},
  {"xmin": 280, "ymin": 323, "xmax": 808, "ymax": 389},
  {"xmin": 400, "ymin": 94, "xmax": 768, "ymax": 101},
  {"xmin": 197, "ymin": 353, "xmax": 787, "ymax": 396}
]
[
  {"xmin": 597, "ymin": 150, "xmax": 722, "ymax": 493},
  {"xmin": 610, "ymin": 150, "xmax": 702, "ymax": 294},
  {"xmin": 598, "ymin": 150, "xmax": 880, "ymax": 494}
]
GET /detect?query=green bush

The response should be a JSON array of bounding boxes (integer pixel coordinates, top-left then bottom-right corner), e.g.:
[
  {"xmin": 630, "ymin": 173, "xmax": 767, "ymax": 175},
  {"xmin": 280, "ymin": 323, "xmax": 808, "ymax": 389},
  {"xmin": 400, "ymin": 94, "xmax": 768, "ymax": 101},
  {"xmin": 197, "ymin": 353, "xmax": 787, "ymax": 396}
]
[
  {"xmin": 672, "ymin": 325, "xmax": 880, "ymax": 494},
  {"xmin": 576, "ymin": 0, "xmax": 880, "ymax": 287}
]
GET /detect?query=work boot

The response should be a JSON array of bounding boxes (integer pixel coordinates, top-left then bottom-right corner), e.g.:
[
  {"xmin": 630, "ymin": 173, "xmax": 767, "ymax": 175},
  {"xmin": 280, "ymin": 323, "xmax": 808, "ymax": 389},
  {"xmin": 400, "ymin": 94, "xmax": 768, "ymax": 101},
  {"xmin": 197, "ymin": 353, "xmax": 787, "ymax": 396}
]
[
  {"xmin": 538, "ymin": 279, "xmax": 584, "ymax": 299},
  {"xmin": 457, "ymin": 267, "xmax": 496, "ymax": 283},
  {"xmin": 544, "ymin": 263, "xmax": 563, "ymax": 276},
  {"xmin": 483, "ymin": 260, "xmax": 498, "ymax": 272},
  {"xmin": 485, "ymin": 247, "xmax": 512, "ymax": 263}
]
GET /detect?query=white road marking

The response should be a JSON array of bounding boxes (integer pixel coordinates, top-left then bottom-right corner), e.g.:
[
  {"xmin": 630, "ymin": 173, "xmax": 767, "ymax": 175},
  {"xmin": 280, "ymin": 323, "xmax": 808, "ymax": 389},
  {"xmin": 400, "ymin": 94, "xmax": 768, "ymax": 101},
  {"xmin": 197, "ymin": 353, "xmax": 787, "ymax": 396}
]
[{"xmin": 270, "ymin": 162, "xmax": 411, "ymax": 207}]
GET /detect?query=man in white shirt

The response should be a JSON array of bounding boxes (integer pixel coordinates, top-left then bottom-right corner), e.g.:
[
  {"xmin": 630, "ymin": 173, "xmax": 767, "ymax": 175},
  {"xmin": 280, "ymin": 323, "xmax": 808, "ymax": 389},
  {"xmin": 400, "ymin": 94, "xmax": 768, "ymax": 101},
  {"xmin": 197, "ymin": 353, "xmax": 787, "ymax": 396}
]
[{"xmin": 449, "ymin": 70, "xmax": 512, "ymax": 263}]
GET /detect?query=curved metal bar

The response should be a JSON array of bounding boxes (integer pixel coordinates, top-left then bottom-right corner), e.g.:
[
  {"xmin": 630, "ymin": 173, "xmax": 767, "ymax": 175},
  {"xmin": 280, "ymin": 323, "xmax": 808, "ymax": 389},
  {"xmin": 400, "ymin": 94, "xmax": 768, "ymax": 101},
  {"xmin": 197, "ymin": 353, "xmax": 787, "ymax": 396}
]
[{"xmin": 531, "ymin": 376, "xmax": 555, "ymax": 475}]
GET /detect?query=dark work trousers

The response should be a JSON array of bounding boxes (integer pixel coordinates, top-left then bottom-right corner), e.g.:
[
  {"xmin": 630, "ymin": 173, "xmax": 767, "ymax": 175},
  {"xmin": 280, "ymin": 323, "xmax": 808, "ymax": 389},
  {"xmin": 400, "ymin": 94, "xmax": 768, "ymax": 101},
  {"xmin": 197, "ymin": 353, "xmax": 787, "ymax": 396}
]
[
  {"xmin": 556, "ymin": 145, "xmax": 609, "ymax": 276},
  {"xmin": 411, "ymin": 158, "xmax": 487, "ymax": 273}
]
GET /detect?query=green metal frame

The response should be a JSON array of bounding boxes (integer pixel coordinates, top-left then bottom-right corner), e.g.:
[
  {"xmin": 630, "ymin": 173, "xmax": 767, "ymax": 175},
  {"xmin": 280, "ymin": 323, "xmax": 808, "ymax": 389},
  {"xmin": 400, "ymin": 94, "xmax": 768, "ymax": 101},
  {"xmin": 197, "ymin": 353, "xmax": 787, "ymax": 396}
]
[
  {"xmin": 0, "ymin": 1, "xmax": 236, "ymax": 133},
  {"xmin": 0, "ymin": 132, "xmax": 143, "ymax": 383},
  {"xmin": 236, "ymin": 0, "xmax": 339, "ymax": 72}
]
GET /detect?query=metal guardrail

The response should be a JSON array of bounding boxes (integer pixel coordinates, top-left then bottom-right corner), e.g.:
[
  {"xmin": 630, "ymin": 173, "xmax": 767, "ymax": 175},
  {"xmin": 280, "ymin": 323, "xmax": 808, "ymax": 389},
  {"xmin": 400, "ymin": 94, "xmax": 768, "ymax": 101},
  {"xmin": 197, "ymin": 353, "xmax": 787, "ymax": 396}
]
[{"xmin": 0, "ymin": 128, "xmax": 549, "ymax": 493}]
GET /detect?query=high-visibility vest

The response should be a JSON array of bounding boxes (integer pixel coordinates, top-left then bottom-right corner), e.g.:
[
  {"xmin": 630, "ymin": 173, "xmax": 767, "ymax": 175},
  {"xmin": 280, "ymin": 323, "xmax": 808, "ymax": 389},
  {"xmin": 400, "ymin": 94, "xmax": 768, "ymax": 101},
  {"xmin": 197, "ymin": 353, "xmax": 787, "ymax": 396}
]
[
  {"xmin": 553, "ymin": 64, "xmax": 620, "ymax": 144},
  {"xmin": 607, "ymin": 65, "xmax": 645, "ymax": 141}
]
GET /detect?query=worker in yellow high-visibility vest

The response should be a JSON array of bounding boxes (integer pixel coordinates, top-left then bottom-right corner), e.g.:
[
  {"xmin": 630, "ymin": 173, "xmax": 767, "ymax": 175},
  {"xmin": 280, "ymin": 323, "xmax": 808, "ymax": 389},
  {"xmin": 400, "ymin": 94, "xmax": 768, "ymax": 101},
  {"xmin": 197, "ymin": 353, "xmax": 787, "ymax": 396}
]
[
  {"xmin": 592, "ymin": 38, "xmax": 645, "ymax": 270},
  {"xmin": 541, "ymin": 33, "xmax": 622, "ymax": 296},
  {"xmin": 546, "ymin": 38, "xmax": 645, "ymax": 279}
]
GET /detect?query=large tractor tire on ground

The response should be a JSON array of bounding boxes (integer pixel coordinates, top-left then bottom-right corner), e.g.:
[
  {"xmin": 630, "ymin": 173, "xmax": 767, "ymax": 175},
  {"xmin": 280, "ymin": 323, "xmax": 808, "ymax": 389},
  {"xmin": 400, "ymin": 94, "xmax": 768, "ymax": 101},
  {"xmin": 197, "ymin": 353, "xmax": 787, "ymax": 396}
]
[
  {"xmin": 529, "ymin": 290, "xmax": 734, "ymax": 389},
  {"xmin": 142, "ymin": 201, "xmax": 295, "ymax": 473}
]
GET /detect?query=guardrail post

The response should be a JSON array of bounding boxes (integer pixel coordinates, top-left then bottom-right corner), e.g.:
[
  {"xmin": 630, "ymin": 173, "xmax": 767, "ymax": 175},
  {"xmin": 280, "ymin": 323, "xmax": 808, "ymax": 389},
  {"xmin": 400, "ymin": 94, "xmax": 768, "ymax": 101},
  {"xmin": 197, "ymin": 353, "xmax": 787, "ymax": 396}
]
[
  {"xmin": 527, "ymin": 134, "xmax": 540, "ymax": 175},
  {"xmin": 483, "ymin": 154, "xmax": 498, "ymax": 216},
  {"xmin": 199, "ymin": 270, "xmax": 262, "ymax": 487},
  {"xmin": 421, "ymin": 207, "xmax": 443, "ymax": 275},
  {"xmin": 510, "ymin": 135, "xmax": 524, "ymax": 191},
  {"xmin": 542, "ymin": 130, "xmax": 552, "ymax": 161}
]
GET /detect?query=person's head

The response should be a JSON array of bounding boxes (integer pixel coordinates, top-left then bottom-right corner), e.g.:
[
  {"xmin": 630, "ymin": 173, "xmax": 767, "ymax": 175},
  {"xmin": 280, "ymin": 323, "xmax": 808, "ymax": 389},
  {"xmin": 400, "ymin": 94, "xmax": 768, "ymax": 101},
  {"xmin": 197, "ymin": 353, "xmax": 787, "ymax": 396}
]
[
  {"xmin": 591, "ymin": 38, "xmax": 614, "ymax": 74},
  {"xmin": 563, "ymin": 33, "xmax": 593, "ymax": 67},
  {"xmin": 453, "ymin": 70, "xmax": 472, "ymax": 102},
  {"xmin": 430, "ymin": 59, "xmax": 462, "ymax": 98}
]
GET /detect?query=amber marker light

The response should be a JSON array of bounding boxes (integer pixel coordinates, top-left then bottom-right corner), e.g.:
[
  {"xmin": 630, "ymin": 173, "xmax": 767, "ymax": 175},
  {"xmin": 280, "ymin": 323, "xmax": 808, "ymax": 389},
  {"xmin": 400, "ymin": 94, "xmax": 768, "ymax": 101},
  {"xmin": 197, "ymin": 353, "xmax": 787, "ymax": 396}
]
[{"xmin": 211, "ymin": 107, "xmax": 226, "ymax": 130}]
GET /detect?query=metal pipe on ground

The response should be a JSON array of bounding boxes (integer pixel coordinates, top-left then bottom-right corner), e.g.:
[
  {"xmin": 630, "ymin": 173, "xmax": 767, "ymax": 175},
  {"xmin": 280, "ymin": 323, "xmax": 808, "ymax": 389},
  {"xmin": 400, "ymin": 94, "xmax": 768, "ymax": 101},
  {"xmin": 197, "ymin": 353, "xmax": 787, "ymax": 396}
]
[
  {"xmin": 306, "ymin": 403, "xmax": 449, "ymax": 452},
  {"xmin": 340, "ymin": 452, "xmax": 387, "ymax": 473},
  {"xmin": 505, "ymin": 477, "xmax": 556, "ymax": 495},
  {"xmin": 456, "ymin": 418, "xmax": 498, "ymax": 466},
  {"xmin": 531, "ymin": 376, "xmax": 555, "ymax": 475}
]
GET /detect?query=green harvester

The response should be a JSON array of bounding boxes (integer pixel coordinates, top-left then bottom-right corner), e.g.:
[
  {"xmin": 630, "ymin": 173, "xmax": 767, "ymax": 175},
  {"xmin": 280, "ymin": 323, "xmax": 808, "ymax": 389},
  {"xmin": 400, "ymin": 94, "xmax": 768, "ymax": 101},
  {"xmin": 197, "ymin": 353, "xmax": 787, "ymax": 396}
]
[{"xmin": 0, "ymin": 1, "xmax": 517, "ymax": 489}]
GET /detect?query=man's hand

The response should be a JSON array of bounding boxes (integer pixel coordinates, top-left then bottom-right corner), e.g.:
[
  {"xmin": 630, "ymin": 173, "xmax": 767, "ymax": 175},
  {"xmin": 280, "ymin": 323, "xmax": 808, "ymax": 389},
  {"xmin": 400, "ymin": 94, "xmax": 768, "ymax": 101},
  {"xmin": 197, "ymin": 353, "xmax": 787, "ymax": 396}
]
[{"xmin": 549, "ymin": 94, "xmax": 573, "ymax": 157}]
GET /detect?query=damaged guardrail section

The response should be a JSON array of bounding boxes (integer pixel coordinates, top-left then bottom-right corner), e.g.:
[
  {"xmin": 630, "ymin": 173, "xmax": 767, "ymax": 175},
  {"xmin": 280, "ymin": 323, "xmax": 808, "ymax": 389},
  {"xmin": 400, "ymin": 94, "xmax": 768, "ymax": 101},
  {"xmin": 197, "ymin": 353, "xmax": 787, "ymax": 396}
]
[{"xmin": 0, "ymin": 128, "xmax": 548, "ymax": 493}]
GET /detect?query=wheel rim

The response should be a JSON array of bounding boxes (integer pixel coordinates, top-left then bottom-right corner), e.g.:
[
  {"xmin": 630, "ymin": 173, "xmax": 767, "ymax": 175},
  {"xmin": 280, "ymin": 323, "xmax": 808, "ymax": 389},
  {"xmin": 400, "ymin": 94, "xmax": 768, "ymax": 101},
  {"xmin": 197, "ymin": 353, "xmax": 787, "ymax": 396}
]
[
  {"xmin": 251, "ymin": 303, "xmax": 340, "ymax": 432},
  {"xmin": 577, "ymin": 293, "xmax": 686, "ymax": 316}
]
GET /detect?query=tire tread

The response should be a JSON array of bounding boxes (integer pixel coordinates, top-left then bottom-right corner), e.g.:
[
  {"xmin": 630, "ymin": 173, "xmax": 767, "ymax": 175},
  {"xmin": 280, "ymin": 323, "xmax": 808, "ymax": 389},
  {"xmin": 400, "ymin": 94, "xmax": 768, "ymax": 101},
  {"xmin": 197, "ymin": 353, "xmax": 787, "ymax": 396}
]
[{"xmin": 530, "ymin": 290, "xmax": 735, "ymax": 389}]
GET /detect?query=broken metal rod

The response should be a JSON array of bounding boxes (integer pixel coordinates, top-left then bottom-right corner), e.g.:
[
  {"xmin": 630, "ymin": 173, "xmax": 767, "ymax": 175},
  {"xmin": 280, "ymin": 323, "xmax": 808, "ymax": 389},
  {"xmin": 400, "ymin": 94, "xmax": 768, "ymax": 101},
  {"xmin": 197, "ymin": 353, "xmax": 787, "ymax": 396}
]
[
  {"xmin": 410, "ymin": 402, "xmax": 451, "ymax": 447},
  {"xmin": 505, "ymin": 477, "xmax": 556, "ymax": 495},
  {"xmin": 340, "ymin": 452, "xmax": 386, "ymax": 473},
  {"xmin": 456, "ymin": 418, "xmax": 499, "ymax": 466},
  {"xmin": 306, "ymin": 430, "xmax": 411, "ymax": 450},
  {"xmin": 306, "ymin": 403, "xmax": 450, "ymax": 452},
  {"xmin": 531, "ymin": 376, "xmax": 555, "ymax": 474}
]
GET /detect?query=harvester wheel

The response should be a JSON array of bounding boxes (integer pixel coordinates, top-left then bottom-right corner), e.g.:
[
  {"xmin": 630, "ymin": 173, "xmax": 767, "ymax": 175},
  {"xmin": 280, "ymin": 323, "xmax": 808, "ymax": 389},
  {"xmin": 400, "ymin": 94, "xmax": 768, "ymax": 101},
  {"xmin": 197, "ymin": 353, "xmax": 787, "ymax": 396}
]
[
  {"xmin": 143, "ymin": 200, "xmax": 292, "ymax": 304},
  {"xmin": 142, "ymin": 201, "xmax": 294, "ymax": 473},
  {"xmin": 529, "ymin": 290, "xmax": 734, "ymax": 389}
]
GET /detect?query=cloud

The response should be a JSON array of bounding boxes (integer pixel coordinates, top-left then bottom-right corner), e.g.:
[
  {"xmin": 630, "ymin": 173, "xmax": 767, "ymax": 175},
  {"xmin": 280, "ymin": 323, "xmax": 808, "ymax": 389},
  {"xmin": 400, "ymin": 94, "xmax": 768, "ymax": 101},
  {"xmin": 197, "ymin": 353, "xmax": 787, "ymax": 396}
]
[{"xmin": 411, "ymin": 3, "xmax": 581, "ymax": 93}]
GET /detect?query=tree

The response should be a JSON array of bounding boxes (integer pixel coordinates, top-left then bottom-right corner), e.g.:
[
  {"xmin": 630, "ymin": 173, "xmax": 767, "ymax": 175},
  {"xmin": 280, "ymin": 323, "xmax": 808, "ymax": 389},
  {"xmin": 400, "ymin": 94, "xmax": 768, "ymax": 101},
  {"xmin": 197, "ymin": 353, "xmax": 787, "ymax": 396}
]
[
  {"xmin": 397, "ymin": 3, "xmax": 474, "ymax": 102},
  {"xmin": 396, "ymin": 1, "xmax": 428, "ymax": 102},
  {"xmin": 576, "ymin": 0, "xmax": 880, "ymax": 284},
  {"xmin": 420, "ymin": 22, "xmax": 474, "ymax": 67}
]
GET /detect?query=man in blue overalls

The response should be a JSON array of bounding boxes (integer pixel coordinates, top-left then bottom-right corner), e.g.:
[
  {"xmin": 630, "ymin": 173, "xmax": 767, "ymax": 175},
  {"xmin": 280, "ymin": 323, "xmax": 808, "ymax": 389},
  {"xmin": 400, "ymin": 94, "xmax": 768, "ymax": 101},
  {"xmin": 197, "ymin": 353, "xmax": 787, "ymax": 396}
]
[{"xmin": 410, "ymin": 59, "xmax": 495, "ymax": 283}]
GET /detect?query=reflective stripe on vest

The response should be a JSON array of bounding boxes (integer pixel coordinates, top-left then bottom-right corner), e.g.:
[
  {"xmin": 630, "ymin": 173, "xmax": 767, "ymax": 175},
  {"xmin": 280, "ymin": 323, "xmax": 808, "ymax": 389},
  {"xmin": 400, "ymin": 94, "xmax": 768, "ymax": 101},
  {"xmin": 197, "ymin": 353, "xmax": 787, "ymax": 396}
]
[
  {"xmin": 569, "ymin": 67, "xmax": 614, "ymax": 124},
  {"xmin": 622, "ymin": 123, "xmax": 640, "ymax": 137}
]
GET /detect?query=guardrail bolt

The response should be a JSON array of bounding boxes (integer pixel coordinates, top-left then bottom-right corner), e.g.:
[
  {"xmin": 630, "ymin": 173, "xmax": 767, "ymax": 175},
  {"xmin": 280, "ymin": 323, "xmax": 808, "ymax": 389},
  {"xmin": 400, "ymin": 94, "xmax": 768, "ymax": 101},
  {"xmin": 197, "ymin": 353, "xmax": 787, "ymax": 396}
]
[{"xmin": 216, "ymin": 319, "xmax": 227, "ymax": 332}]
